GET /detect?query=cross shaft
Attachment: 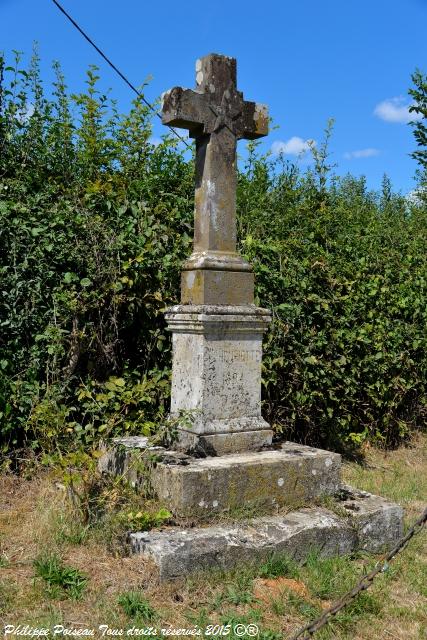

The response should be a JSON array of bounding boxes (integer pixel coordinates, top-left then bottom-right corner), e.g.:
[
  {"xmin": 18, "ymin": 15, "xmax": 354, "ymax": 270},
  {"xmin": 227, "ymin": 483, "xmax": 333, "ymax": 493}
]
[{"xmin": 162, "ymin": 54, "xmax": 268, "ymax": 304}]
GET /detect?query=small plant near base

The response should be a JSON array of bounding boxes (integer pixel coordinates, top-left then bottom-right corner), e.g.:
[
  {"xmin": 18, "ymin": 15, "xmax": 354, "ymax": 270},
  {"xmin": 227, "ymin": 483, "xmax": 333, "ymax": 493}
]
[
  {"xmin": 56, "ymin": 520, "xmax": 90, "ymax": 546},
  {"xmin": 258, "ymin": 553, "xmax": 301, "ymax": 580},
  {"xmin": 286, "ymin": 591, "xmax": 320, "ymax": 619},
  {"xmin": 117, "ymin": 591, "xmax": 157, "ymax": 621},
  {"xmin": 213, "ymin": 581, "xmax": 255, "ymax": 608},
  {"xmin": 119, "ymin": 507, "xmax": 171, "ymax": 532},
  {"xmin": 33, "ymin": 553, "xmax": 87, "ymax": 600},
  {"xmin": 301, "ymin": 551, "xmax": 362, "ymax": 600},
  {"xmin": 45, "ymin": 448, "xmax": 172, "ymax": 555},
  {"xmin": 0, "ymin": 553, "xmax": 10, "ymax": 568}
]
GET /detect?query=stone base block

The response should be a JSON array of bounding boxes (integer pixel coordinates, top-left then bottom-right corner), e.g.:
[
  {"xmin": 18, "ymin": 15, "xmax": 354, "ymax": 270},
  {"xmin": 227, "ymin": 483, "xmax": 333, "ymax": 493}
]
[
  {"xmin": 174, "ymin": 425, "xmax": 274, "ymax": 456},
  {"xmin": 151, "ymin": 442, "xmax": 341, "ymax": 516},
  {"xmin": 129, "ymin": 488, "xmax": 404, "ymax": 580},
  {"xmin": 337, "ymin": 485, "xmax": 405, "ymax": 552},
  {"xmin": 181, "ymin": 270, "xmax": 254, "ymax": 305},
  {"xmin": 98, "ymin": 438, "xmax": 341, "ymax": 517}
]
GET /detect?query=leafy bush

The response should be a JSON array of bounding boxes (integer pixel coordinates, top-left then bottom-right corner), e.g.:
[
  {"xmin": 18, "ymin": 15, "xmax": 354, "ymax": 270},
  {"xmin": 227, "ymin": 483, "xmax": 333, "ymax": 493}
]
[
  {"xmin": 1, "ymin": 51, "xmax": 427, "ymax": 458},
  {"xmin": 0, "ymin": 51, "xmax": 193, "ymax": 457},
  {"xmin": 240, "ymin": 152, "xmax": 427, "ymax": 448}
]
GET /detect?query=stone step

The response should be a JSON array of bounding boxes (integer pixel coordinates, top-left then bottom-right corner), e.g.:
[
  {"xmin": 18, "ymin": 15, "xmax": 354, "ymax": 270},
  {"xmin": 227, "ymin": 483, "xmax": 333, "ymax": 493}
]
[
  {"xmin": 152, "ymin": 443, "xmax": 341, "ymax": 517},
  {"xmin": 98, "ymin": 438, "xmax": 342, "ymax": 517},
  {"xmin": 129, "ymin": 487, "xmax": 404, "ymax": 580}
]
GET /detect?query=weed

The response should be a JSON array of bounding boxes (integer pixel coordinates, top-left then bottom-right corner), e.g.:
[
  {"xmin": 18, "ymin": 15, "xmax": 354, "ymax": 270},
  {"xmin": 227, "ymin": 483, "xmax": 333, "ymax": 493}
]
[
  {"xmin": 0, "ymin": 553, "xmax": 9, "ymax": 568},
  {"xmin": 57, "ymin": 458, "xmax": 172, "ymax": 554},
  {"xmin": 316, "ymin": 591, "xmax": 382, "ymax": 638},
  {"xmin": 259, "ymin": 554, "xmax": 300, "ymax": 579},
  {"xmin": 118, "ymin": 591, "xmax": 157, "ymax": 621},
  {"xmin": 287, "ymin": 591, "xmax": 320, "ymax": 619},
  {"xmin": 270, "ymin": 597, "xmax": 287, "ymax": 616},
  {"xmin": 119, "ymin": 507, "xmax": 171, "ymax": 532},
  {"xmin": 222, "ymin": 584, "xmax": 254, "ymax": 605},
  {"xmin": 33, "ymin": 553, "xmax": 87, "ymax": 600},
  {"xmin": 185, "ymin": 607, "xmax": 211, "ymax": 629},
  {"xmin": 301, "ymin": 552, "xmax": 358, "ymax": 599},
  {"xmin": 54, "ymin": 513, "xmax": 90, "ymax": 546}
]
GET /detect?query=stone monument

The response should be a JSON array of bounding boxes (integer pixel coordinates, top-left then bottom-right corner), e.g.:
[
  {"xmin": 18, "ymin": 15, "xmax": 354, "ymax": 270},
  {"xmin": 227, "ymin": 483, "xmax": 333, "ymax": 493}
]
[
  {"xmin": 99, "ymin": 54, "xmax": 404, "ymax": 580},
  {"xmin": 161, "ymin": 53, "xmax": 271, "ymax": 455}
]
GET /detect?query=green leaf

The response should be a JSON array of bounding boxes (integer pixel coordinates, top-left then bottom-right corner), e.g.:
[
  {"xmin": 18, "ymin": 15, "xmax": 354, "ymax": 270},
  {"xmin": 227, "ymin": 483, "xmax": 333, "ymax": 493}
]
[{"xmin": 63, "ymin": 272, "xmax": 76, "ymax": 284}]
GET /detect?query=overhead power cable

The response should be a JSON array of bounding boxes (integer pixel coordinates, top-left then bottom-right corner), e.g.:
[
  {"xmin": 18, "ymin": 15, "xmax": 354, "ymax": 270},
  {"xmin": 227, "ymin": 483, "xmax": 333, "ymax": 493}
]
[{"xmin": 51, "ymin": 0, "xmax": 190, "ymax": 148}]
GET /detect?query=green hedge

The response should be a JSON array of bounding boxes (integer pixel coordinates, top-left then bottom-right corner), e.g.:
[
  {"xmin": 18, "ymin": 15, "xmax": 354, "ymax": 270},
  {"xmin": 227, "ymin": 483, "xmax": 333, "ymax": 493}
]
[{"xmin": 1, "ymin": 52, "xmax": 426, "ymax": 458}]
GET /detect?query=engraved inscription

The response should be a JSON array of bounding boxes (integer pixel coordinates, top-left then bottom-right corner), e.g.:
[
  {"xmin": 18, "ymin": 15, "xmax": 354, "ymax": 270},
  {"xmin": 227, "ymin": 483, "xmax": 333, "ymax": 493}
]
[{"xmin": 216, "ymin": 349, "xmax": 259, "ymax": 365}]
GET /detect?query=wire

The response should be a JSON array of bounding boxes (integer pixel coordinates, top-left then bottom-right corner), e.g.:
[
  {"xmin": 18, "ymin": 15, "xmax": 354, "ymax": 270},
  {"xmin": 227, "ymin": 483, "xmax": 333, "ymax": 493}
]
[
  {"xmin": 51, "ymin": 0, "xmax": 190, "ymax": 149},
  {"xmin": 289, "ymin": 506, "xmax": 427, "ymax": 640}
]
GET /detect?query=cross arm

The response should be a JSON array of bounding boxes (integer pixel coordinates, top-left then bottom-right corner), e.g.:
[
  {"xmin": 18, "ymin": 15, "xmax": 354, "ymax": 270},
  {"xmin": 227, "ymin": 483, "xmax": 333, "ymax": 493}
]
[
  {"xmin": 237, "ymin": 102, "xmax": 269, "ymax": 140},
  {"xmin": 161, "ymin": 87, "xmax": 212, "ymax": 138}
]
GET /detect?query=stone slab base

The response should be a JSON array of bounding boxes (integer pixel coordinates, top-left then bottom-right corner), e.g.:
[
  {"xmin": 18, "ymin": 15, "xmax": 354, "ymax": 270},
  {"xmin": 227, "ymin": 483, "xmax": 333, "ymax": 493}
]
[
  {"xmin": 98, "ymin": 439, "xmax": 341, "ymax": 516},
  {"xmin": 152, "ymin": 442, "xmax": 341, "ymax": 516},
  {"xmin": 129, "ymin": 487, "xmax": 404, "ymax": 580},
  {"xmin": 174, "ymin": 427, "xmax": 274, "ymax": 456}
]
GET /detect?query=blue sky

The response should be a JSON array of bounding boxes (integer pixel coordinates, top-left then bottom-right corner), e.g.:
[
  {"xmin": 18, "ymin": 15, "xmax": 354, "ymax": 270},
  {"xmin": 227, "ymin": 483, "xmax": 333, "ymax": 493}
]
[{"xmin": 1, "ymin": 0, "xmax": 426, "ymax": 193}]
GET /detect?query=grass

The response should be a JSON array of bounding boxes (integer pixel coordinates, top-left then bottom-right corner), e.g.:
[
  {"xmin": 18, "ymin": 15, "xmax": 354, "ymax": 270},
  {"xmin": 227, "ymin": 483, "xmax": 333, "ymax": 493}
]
[
  {"xmin": 0, "ymin": 553, "xmax": 9, "ymax": 568},
  {"xmin": 258, "ymin": 554, "xmax": 301, "ymax": 580},
  {"xmin": 33, "ymin": 553, "xmax": 87, "ymax": 600},
  {"xmin": 117, "ymin": 590, "xmax": 157, "ymax": 621},
  {"xmin": 0, "ymin": 434, "xmax": 425, "ymax": 638}
]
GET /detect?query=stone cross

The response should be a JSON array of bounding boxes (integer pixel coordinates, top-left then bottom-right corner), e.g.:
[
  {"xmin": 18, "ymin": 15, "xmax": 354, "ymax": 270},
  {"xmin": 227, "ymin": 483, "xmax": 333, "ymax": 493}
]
[
  {"xmin": 161, "ymin": 54, "xmax": 272, "ymax": 455},
  {"xmin": 162, "ymin": 54, "xmax": 268, "ymax": 305}
]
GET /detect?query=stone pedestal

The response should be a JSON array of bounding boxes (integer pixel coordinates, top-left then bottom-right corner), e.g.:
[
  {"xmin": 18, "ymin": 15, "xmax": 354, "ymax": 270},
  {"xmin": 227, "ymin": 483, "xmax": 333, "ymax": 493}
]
[
  {"xmin": 99, "ymin": 438, "xmax": 405, "ymax": 580},
  {"xmin": 165, "ymin": 304, "xmax": 273, "ymax": 455}
]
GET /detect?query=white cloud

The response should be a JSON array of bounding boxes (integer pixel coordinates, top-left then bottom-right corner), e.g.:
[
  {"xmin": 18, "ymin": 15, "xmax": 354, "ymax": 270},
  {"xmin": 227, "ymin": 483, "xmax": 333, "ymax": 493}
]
[
  {"xmin": 16, "ymin": 102, "xmax": 34, "ymax": 125},
  {"xmin": 374, "ymin": 96, "xmax": 422, "ymax": 124},
  {"xmin": 271, "ymin": 136, "xmax": 315, "ymax": 156},
  {"xmin": 343, "ymin": 148, "xmax": 380, "ymax": 160},
  {"xmin": 406, "ymin": 188, "xmax": 425, "ymax": 206}
]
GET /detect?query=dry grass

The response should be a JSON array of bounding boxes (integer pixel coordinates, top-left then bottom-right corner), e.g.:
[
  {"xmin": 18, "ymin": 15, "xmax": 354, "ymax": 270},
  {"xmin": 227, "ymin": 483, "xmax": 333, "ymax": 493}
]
[
  {"xmin": 340, "ymin": 432, "xmax": 427, "ymax": 640},
  {"xmin": 0, "ymin": 435, "xmax": 426, "ymax": 639}
]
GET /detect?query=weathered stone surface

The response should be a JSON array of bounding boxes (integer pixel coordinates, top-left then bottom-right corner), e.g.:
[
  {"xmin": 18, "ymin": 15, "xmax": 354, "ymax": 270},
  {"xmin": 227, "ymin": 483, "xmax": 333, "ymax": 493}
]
[
  {"xmin": 130, "ymin": 509, "xmax": 356, "ymax": 581},
  {"xmin": 161, "ymin": 53, "xmax": 269, "ymax": 304},
  {"xmin": 177, "ymin": 429, "xmax": 274, "ymax": 456},
  {"xmin": 152, "ymin": 442, "xmax": 341, "ymax": 516},
  {"xmin": 129, "ymin": 489, "xmax": 404, "ymax": 580},
  {"xmin": 338, "ymin": 485, "xmax": 404, "ymax": 552},
  {"xmin": 98, "ymin": 439, "xmax": 341, "ymax": 514},
  {"xmin": 181, "ymin": 270, "xmax": 254, "ymax": 305},
  {"xmin": 165, "ymin": 305, "xmax": 272, "ymax": 454}
]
